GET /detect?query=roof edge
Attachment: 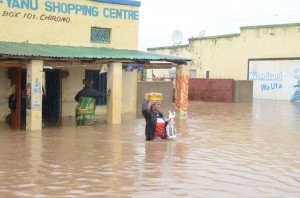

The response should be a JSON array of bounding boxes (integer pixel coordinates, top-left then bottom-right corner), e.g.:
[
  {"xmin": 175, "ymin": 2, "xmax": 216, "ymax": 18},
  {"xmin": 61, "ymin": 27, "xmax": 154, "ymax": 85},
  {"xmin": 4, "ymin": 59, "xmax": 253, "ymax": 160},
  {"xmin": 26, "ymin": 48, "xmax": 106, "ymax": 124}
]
[
  {"xmin": 189, "ymin": 33, "xmax": 240, "ymax": 41},
  {"xmin": 147, "ymin": 44, "xmax": 189, "ymax": 51},
  {"xmin": 0, "ymin": 41, "xmax": 128, "ymax": 51},
  {"xmin": 92, "ymin": 0, "xmax": 141, "ymax": 7},
  {"xmin": 240, "ymin": 22, "xmax": 300, "ymax": 30},
  {"xmin": 0, "ymin": 41, "xmax": 191, "ymax": 63}
]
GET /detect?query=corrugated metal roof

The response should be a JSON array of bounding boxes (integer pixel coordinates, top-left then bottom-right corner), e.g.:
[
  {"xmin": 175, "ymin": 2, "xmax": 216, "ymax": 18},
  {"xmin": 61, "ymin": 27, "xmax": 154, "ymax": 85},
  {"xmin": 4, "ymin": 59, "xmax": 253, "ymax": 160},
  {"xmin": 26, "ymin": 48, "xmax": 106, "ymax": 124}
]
[{"xmin": 0, "ymin": 41, "xmax": 190, "ymax": 63}]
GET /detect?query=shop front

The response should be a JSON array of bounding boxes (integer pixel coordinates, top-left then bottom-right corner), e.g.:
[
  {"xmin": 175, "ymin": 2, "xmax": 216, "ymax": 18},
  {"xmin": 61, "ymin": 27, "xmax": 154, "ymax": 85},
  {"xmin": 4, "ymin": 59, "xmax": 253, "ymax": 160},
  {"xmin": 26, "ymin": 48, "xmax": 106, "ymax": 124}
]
[{"xmin": 0, "ymin": 0, "xmax": 190, "ymax": 130}]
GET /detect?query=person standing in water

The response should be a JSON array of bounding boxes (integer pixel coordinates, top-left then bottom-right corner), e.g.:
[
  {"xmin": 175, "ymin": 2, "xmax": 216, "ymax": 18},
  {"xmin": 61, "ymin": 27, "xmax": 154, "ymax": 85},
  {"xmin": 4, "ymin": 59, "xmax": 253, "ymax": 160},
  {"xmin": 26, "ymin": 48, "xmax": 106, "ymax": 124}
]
[
  {"xmin": 142, "ymin": 92, "xmax": 168, "ymax": 141},
  {"xmin": 75, "ymin": 78, "xmax": 110, "ymax": 126}
]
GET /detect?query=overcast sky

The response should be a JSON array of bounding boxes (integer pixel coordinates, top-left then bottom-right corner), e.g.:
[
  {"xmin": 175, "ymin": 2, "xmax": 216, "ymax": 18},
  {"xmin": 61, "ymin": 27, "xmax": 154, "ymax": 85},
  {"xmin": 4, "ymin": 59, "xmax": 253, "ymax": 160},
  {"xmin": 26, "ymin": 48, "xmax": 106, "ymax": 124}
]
[{"xmin": 138, "ymin": 0, "xmax": 300, "ymax": 51}]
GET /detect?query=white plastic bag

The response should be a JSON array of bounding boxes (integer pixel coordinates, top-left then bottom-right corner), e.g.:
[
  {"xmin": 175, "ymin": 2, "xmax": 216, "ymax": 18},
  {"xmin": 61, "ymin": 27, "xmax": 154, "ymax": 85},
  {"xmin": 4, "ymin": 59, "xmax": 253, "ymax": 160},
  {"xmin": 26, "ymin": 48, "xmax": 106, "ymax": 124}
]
[{"xmin": 166, "ymin": 111, "xmax": 176, "ymax": 139}]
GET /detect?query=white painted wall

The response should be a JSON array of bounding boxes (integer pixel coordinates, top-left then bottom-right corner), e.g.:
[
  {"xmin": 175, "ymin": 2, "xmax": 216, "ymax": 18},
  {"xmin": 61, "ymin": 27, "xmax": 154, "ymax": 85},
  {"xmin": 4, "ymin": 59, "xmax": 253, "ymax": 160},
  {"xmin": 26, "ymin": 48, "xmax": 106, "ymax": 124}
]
[
  {"xmin": 148, "ymin": 24, "xmax": 300, "ymax": 81},
  {"xmin": 249, "ymin": 59, "xmax": 300, "ymax": 101}
]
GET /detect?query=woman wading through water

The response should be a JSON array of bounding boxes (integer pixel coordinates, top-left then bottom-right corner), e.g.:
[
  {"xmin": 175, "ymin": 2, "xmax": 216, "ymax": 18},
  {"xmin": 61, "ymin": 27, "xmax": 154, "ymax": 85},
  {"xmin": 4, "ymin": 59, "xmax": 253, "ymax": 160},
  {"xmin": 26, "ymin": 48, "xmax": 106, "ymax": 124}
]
[{"xmin": 142, "ymin": 92, "xmax": 169, "ymax": 141}]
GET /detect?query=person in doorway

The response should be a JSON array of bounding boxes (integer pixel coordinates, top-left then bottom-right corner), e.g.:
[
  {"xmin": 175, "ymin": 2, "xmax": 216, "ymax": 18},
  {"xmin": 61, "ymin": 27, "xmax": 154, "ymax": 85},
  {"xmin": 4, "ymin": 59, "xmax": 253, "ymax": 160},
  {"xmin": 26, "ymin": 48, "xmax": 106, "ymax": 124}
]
[
  {"xmin": 5, "ymin": 84, "xmax": 16, "ymax": 126},
  {"xmin": 142, "ymin": 92, "xmax": 169, "ymax": 141},
  {"xmin": 8, "ymin": 84, "xmax": 17, "ymax": 110},
  {"xmin": 20, "ymin": 88, "xmax": 27, "ymax": 129},
  {"xmin": 75, "ymin": 78, "xmax": 110, "ymax": 126}
]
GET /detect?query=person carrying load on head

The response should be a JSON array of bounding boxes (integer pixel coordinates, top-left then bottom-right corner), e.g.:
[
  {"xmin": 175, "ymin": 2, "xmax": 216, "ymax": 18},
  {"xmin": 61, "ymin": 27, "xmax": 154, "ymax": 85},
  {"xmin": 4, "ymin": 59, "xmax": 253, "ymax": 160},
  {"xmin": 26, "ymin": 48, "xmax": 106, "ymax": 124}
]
[
  {"xmin": 75, "ymin": 78, "xmax": 110, "ymax": 126},
  {"xmin": 142, "ymin": 92, "xmax": 169, "ymax": 141}
]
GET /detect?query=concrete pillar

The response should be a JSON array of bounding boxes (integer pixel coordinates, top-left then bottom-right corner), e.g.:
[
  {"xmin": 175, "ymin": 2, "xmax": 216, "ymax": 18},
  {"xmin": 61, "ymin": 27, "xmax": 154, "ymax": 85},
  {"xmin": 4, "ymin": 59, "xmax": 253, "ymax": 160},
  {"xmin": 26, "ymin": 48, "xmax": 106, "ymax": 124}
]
[
  {"xmin": 107, "ymin": 62, "xmax": 122, "ymax": 124},
  {"xmin": 122, "ymin": 69, "xmax": 137, "ymax": 114},
  {"xmin": 26, "ymin": 60, "xmax": 43, "ymax": 131},
  {"xmin": 175, "ymin": 65, "xmax": 189, "ymax": 119}
]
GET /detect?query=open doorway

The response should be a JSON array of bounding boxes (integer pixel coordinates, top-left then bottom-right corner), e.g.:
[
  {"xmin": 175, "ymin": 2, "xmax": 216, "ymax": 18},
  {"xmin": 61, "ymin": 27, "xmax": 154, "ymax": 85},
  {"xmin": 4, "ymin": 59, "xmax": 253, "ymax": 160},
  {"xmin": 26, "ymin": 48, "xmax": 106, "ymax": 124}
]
[
  {"xmin": 19, "ymin": 69, "xmax": 61, "ymax": 129},
  {"xmin": 42, "ymin": 69, "xmax": 61, "ymax": 127}
]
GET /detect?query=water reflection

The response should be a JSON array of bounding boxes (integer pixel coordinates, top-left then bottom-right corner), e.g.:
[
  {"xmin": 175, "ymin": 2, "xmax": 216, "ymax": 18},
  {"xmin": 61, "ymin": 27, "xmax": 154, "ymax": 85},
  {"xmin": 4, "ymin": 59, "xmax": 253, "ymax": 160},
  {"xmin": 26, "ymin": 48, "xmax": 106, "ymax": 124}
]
[{"xmin": 0, "ymin": 100, "xmax": 299, "ymax": 197}]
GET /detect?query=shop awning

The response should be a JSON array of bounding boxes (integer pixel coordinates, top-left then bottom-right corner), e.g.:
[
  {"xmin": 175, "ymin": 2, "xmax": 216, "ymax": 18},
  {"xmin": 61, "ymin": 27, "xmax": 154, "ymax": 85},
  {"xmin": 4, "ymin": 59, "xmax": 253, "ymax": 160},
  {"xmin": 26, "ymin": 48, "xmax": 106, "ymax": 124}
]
[{"xmin": 0, "ymin": 41, "xmax": 190, "ymax": 66}]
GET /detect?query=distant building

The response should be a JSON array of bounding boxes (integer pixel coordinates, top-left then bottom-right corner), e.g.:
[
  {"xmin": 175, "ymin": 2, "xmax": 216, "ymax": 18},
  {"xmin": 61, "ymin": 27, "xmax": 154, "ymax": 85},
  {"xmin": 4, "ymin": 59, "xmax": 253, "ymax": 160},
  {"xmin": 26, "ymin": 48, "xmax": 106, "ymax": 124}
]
[{"xmin": 148, "ymin": 23, "xmax": 300, "ymax": 101}]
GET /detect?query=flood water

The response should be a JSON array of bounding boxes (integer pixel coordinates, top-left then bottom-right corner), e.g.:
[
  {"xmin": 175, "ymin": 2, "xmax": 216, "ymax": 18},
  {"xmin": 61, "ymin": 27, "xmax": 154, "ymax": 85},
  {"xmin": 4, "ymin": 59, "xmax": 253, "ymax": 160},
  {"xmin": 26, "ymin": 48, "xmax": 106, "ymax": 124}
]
[{"xmin": 0, "ymin": 100, "xmax": 300, "ymax": 198}]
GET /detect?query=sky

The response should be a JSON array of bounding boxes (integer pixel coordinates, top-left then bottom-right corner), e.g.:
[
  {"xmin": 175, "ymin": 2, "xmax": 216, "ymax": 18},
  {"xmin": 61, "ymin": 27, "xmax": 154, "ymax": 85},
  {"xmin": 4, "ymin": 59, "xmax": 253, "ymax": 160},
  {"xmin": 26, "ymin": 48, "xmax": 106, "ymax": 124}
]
[{"xmin": 138, "ymin": 0, "xmax": 300, "ymax": 51}]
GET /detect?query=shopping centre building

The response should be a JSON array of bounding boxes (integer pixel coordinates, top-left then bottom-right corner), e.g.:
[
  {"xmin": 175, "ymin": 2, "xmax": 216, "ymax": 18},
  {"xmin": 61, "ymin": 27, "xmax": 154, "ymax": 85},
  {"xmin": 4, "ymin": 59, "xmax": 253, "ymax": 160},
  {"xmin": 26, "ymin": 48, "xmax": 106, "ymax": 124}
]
[{"xmin": 0, "ymin": 0, "xmax": 190, "ymax": 130}]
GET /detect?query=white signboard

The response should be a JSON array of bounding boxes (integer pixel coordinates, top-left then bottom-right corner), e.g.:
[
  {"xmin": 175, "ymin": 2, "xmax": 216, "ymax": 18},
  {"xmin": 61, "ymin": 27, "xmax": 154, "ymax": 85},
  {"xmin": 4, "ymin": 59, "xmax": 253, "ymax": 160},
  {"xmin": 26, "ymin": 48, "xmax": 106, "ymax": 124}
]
[
  {"xmin": 249, "ymin": 59, "xmax": 300, "ymax": 102},
  {"xmin": 32, "ymin": 78, "xmax": 42, "ymax": 110}
]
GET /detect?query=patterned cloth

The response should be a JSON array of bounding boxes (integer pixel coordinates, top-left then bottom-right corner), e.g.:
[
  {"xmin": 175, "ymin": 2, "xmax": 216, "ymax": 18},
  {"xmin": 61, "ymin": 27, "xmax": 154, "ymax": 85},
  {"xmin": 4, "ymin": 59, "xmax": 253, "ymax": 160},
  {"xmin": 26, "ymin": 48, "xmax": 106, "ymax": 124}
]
[
  {"xmin": 154, "ymin": 117, "xmax": 166, "ymax": 139},
  {"xmin": 75, "ymin": 97, "xmax": 96, "ymax": 126}
]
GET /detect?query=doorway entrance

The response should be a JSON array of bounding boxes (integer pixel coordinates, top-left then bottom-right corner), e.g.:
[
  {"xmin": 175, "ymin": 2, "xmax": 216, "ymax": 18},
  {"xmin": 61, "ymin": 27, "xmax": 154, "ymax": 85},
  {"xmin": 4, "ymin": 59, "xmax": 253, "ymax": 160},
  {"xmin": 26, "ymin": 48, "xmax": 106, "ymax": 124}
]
[
  {"xmin": 42, "ymin": 69, "xmax": 61, "ymax": 127},
  {"xmin": 10, "ymin": 69, "xmax": 61, "ymax": 129}
]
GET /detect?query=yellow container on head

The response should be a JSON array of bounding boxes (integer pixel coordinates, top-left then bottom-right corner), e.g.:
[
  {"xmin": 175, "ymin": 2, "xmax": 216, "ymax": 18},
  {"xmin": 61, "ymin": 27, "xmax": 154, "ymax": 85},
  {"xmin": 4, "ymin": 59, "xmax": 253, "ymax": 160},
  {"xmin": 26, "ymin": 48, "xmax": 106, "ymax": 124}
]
[{"xmin": 149, "ymin": 92, "xmax": 163, "ymax": 101}]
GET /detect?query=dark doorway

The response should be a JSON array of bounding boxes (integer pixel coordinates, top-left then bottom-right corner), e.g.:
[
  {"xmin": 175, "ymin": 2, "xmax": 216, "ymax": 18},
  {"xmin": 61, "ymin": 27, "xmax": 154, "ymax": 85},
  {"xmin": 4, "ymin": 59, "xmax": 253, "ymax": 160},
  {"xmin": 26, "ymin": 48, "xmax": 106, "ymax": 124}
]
[
  {"xmin": 42, "ymin": 69, "xmax": 61, "ymax": 127},
  {"xmin": 9, "ymin": 69, "xmax": 61, "ymax": 129},
  {"xmin": 20, "ymin": 69, "xmax": 26, "ymax": 129},
  {"xmin": 9, "ymin": 68, "xmax": 21, "ymax": 129}
]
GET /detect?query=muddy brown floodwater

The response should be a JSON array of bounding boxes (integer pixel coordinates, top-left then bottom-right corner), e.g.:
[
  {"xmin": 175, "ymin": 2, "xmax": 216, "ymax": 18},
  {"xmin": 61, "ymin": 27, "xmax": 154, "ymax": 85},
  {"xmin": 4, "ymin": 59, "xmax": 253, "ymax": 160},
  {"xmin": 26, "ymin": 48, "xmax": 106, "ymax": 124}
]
[{"xmin": 0, "ymin": 100, "xmax": 300, "ymax": 198}]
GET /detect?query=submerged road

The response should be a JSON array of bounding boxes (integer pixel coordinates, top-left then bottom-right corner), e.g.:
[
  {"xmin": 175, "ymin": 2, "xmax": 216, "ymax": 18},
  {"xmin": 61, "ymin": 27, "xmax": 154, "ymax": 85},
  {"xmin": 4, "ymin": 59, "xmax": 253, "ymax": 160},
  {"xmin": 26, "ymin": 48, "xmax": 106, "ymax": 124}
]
[{"xmin": 0, "ymin": 100, "xmax": 299, "ymax": 197}]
